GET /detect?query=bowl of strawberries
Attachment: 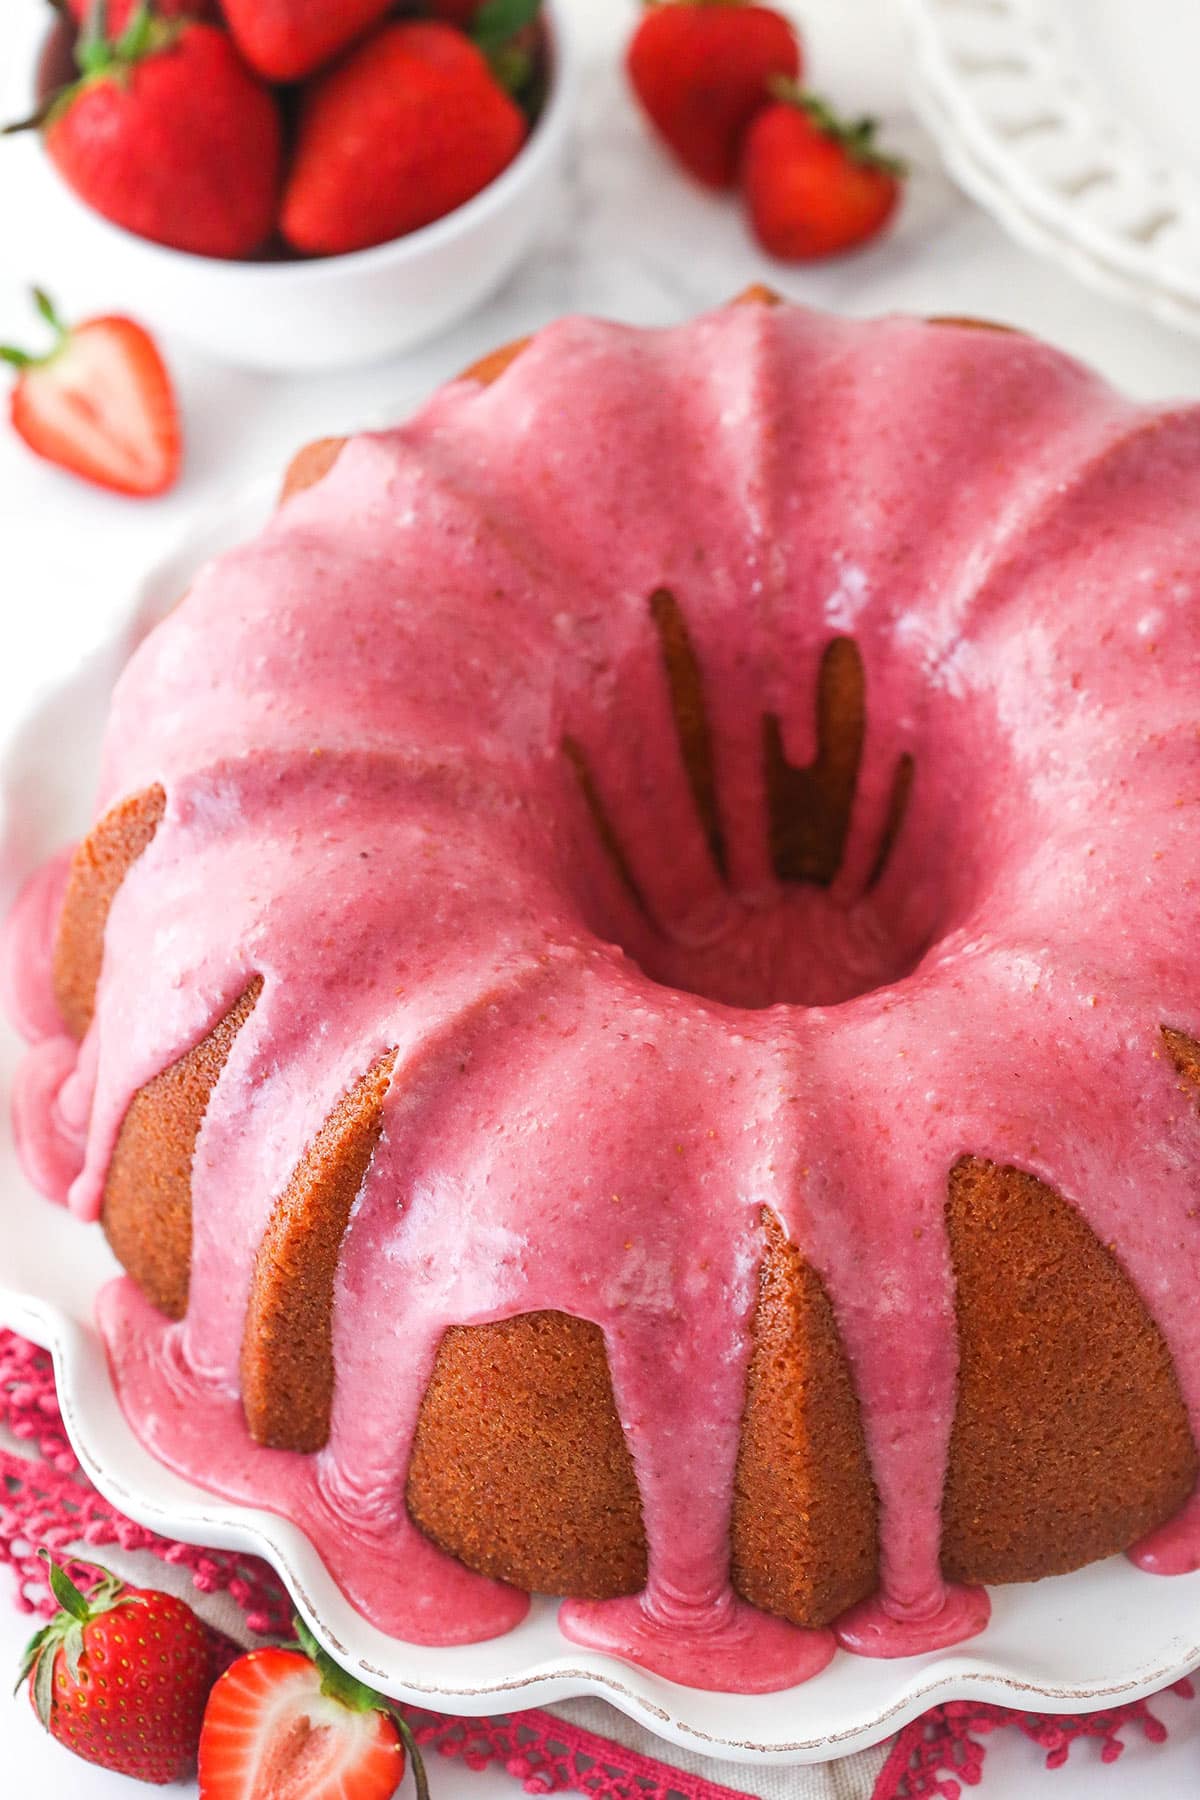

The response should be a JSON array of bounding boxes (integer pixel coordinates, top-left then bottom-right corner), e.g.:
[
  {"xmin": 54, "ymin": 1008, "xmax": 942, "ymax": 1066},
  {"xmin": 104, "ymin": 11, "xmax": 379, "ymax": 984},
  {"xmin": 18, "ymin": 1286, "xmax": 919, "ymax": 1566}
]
[{"xmin": 5, "ymin": 0, "xmax": 576, "ymax": 370}]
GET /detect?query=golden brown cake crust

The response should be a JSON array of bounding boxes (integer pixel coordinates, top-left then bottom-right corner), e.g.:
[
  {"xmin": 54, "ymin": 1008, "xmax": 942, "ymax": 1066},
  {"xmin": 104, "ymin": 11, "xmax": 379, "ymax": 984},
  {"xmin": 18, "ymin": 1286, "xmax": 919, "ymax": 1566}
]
[
  {"xmin": 735, "ymin": 284, "xmax": 781, "ymax": 307},
  {"xmin": 651, "ymin": 587, "xmax": 727, "ymax": 877},
  {"xmin": 928, "ymin": 316, "xmax": 1017, "ymax": 333},
  {"xmin": 867, "ymin": 752, "xmax": 915, "ymax": 892},
  {"xmin": 278, "ymin": 436, "xmax": 347, "ymax": 504},
  {"xmin": 406, "ymin": 1309, "xmax": 649, "ymax": 1599},
  {"xmin": 459, "ymin": 337, "xmax": 532, "ymax": 386},
  {"xmin": 561, "ymin": 734, "xmax": 651, "ymax": 917},
  {"xmin": 241, "ymin": 1051, "xmax": 397, "ymax": 1452},
  {"xmin": 1162, "ymin": 1025, "xmax": 1200, "ymax": 1097},
  {"xmin": 53, "ymin": 784, "xmax": 166, "ymax": 1040},
  {"xmin": 731, "ymin": 1211, "xmax": 879, "ymax": 1627},
  {"xmin": 101, "ymin": 979, "xmax": 262, "ymax": 1320},
  {"xmin": 941, "ymin": 1156, "xmax": 1198, "ymax": 1584},
  {"xmin": 764, "ymin": 636, "xmax": 865, "ymax": 886}
]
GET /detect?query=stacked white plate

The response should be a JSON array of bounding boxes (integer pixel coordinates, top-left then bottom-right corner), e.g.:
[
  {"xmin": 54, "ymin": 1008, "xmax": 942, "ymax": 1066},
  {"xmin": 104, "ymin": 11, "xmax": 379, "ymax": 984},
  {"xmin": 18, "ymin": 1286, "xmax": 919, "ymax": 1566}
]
[{"xmin": 899, "ymin": 0, "xmax": 1200, "ymax": 334}]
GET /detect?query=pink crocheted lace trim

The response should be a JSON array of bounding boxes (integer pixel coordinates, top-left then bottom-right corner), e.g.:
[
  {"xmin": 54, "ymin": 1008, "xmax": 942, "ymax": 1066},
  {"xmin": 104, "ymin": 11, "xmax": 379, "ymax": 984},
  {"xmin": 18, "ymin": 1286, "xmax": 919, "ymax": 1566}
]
[
  {"xmin": 0, "ymin": 1331, "xmax": 291, "ymax": 1636},
  {"xmin": 873, "ymin": 1683, "xmax": 1194, "ymax": 1800},
  {"xmin": 1, "ymin": 1328, "xmax": 1193, "ymax": 1800},
  {"xmin": 401, "ymin": 1681, "xmax": 1195, "ymax": 1800}
]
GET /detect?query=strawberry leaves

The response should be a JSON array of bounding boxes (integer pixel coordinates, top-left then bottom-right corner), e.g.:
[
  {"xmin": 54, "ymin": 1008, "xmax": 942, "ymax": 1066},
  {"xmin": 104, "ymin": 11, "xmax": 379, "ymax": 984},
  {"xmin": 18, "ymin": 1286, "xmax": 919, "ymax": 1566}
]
[
  {"xmin": 766, "ymin": 79, "xmax": 908, "ymax": 175},
  {"xmin": 78, "ymin": 0, "xmax": 173, "ymax": 68},
  {"xmin": 470, "ymin": 0, "xmax": 542, "ymax": 97},
  {"xmin": 0, "ymin": 287, "xmax": 62, "ymax": 368},
  {"xmin": 291, "ymin": 1615, "xmax": 431, "ymax": 1800},
  {"xmin": 471, "ymin": 0, "xmax": 541, "ymax": 57},
  {"xmin": 16, "ymin": 1552, "xmax": 132, "ymax": 1728}
]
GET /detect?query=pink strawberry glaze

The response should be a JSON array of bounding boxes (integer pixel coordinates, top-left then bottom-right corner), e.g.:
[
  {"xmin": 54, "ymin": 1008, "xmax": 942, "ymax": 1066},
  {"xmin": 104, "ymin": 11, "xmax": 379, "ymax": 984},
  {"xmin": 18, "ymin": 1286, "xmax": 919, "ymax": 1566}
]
[
  {"xmin": 11, "ymin": 1035, "xmax": 86, "ymax": 1203},
  {"xmin": 7, "ymin": 301, "xmax": 1200, "ymax": 1691},
  {"xmin": 96, "ymin": 1280, "xmax": 528, "ymax": 1644},
  {"xmin": 559, "ymin": 1595, "xmax": 834, "ymax": 1693},
  {"xmin": 1, "ymin": 850, "xmax": 70, "ymax": 1044},
  {"xmin": 834, "ymin": 1586, "xmax": 990, "ymax": 1659},
  {"xmin": 1131, "ymin": 1492, "xmax": 1200, "ymax": 1575}
]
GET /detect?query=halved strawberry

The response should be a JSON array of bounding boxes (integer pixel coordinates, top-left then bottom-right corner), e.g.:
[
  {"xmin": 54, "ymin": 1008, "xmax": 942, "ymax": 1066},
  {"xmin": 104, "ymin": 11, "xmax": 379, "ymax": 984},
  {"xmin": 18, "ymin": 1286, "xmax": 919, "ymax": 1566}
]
[
  {"xmin": 1, "ymin": 289, "xmax": 181, "ymax": 496},
  {"xmin": 197, "ymin": 1618, "xmax": 427, "ymax": 1800}
]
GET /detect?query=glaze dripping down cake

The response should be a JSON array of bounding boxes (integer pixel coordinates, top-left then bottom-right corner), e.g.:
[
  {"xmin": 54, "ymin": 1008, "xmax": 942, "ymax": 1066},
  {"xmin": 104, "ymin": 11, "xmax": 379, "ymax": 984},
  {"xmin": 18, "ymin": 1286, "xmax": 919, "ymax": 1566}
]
[{"xmin": 7, "ymin": 291, "xmax": 1200, "ymax": 1693}]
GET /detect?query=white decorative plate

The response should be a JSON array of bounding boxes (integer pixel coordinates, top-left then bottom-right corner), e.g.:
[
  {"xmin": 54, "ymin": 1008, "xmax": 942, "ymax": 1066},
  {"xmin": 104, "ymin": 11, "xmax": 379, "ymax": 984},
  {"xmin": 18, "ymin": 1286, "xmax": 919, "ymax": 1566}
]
[
  {"xmin": 3, "ymin": 488, "xmax": 1200, "ymax": 1765},
  {"xmin": 899, "ymin": 0, "xmax": 1200, "ymax": 334}
]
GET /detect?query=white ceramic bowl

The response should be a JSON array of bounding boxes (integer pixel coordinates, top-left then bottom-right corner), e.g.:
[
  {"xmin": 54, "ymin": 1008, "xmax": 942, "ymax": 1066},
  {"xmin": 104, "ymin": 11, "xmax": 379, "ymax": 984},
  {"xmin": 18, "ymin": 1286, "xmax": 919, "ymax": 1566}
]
[{"xmin": 3, "ymin": 0, "xmax": 577, "ymax": 371}]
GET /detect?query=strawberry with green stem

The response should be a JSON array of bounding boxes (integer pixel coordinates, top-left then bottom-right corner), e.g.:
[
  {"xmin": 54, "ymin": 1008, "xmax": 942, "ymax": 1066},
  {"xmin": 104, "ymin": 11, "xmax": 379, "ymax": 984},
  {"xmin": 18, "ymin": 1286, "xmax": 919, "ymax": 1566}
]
[
  {"xmin": 281, "ymin": 0, "xmax": 542, "ymax": 256},
  {"xmin": 6, "ymin": 1, "xmax": 283, "ymax": 259},
  {"xmin": 741, "ymin": 82, "xmax": 907, "ymax": 260},
  {"xmin": 17, "ymin": 1550, "xmax": 212, "ymax": 1784},
  {"xmin": 198, "ymin": 1615, "xmax": 430, "ymax": 1800}
]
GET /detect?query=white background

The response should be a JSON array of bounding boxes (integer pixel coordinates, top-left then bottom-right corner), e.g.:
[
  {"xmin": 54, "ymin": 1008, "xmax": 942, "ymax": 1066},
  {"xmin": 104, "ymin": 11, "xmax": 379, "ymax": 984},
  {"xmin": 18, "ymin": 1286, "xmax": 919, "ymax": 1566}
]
[{"xmin": 2, "ymin": 0, "xmax": 1200, "ymax": 1791}]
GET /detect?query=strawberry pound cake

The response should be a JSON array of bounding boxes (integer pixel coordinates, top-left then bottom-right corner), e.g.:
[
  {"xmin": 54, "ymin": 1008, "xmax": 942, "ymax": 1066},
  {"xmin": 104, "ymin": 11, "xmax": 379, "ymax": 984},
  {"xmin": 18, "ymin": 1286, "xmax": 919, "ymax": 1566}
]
[{"xmin": 6, "ymin": 292, "xmax": 1200, "ymax": 1692}]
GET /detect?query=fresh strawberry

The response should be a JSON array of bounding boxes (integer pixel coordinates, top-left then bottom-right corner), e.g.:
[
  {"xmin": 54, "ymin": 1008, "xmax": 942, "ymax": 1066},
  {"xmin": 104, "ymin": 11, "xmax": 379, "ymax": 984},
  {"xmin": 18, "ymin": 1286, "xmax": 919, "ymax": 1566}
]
[
  {"xmin": 198, "ymin": 1617, "xmax": 428, "ymax": 1800},
  {"xmin": 9, "ymin": 6, "xmax": 282, "ymax": 259},
  {"xmin": 280, "ymin": 12, "xmax": 533, "ymax": 256},
  {"xmin": 627, "ymin": 0, "xmax": 801, "ymax": 190},
  {"xmin": 1, "ymin": 288, "xmax": 181, "ymax": 496},
  {"xmin": 220, "ymin": 0, "xmax": 397, "ymax": 82},
  {"xmin": 741, "ymin": 85, "xmax": 905, "ymax": 259},
  {"xmin": 65, "ymin": 0, "xmax": 218, "ymax": 30},
  {"xmin": 16, "ymin": 1552, "xmax": 212, "ymax": 1784}
]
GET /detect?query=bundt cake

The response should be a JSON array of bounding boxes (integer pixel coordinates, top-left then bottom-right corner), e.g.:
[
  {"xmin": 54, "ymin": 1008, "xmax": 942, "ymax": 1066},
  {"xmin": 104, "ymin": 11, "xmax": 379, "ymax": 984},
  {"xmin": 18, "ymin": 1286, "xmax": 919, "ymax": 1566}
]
[{"xmin": 7, "ymin": 289, "xmax": 1200, "ymax": 1693}]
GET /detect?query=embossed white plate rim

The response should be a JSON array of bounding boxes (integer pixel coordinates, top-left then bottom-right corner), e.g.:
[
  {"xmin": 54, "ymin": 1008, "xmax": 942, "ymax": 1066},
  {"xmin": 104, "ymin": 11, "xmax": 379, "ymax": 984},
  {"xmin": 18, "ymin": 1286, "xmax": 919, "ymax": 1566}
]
[{"xmin": 897, "ymin": 0, "xmax": 1200, "ymax": 335}]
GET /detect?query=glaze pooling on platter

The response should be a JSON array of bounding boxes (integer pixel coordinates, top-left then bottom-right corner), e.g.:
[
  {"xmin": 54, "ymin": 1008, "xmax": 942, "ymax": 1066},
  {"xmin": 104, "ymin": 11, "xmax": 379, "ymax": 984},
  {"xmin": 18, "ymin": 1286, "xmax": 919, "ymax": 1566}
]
[{"xmin": 8, "ymin": 300, "xmax": 1200, "ymax": 1688}]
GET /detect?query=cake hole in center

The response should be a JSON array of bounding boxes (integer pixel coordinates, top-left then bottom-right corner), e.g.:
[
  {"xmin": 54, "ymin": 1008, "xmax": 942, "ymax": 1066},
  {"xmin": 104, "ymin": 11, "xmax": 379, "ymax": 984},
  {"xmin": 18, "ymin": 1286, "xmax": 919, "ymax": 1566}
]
[{"xmin": 565, "ymin": 602, "xmax": 944, "ymax": 1011}]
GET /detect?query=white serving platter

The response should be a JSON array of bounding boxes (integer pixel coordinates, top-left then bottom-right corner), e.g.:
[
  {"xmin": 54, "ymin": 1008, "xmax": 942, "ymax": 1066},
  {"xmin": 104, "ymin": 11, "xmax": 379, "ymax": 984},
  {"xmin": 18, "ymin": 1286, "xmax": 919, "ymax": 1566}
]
[
  {"xmin": 899, "ymin": 0, "xmax": 1200, "ymax": 336},
  {"xmin": 2, "ymin": 481, "xmax": 1200, "ymax": 1764}
]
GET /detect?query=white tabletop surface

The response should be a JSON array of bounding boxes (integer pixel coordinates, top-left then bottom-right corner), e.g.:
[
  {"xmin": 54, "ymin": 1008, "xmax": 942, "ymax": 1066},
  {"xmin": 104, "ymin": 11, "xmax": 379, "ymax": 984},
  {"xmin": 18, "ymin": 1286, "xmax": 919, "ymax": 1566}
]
[{"xmin": 3, "ymin": 0, "xmax": 1200, "ymax": 1792}]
